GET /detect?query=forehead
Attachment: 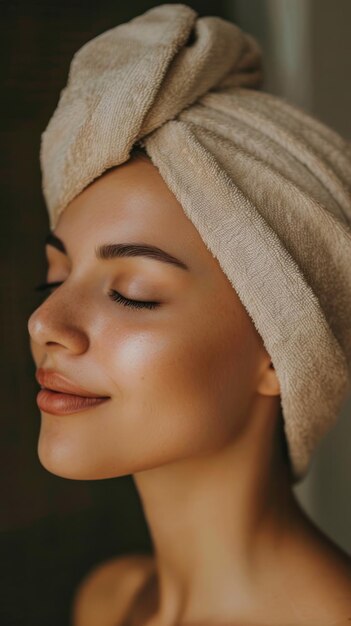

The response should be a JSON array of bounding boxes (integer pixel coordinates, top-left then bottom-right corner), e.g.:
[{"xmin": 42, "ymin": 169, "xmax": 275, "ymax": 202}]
[
  {"xmin": 58, "ymin": 158, "xmax": 193, "ymax": 242},
  {"xmin": 53, "ymin": 157, "xmax": 220, "ymax": 274}
]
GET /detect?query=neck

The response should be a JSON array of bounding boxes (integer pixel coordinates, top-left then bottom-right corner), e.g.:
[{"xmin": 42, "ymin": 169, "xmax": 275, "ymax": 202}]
[{"xmin": 133, "ymin": 402, "xmax": 305, "ymax": 624}]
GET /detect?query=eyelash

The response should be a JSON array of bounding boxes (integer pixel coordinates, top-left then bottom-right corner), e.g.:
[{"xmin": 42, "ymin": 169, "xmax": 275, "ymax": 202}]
[{"xmin": 33, "ymin": 282, "xmax": 160, "ymax": 310}]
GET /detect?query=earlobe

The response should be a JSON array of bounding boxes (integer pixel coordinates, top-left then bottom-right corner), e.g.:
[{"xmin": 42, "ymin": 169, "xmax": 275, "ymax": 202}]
[{"xmin": 256, "ymin": 360, "xmax": 281, "ymax": 396}]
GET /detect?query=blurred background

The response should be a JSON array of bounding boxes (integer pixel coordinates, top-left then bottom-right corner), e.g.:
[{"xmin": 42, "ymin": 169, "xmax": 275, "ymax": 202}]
[{"xmin": 1, "ymin": 1, "xmax": 351, "ymax": 625}]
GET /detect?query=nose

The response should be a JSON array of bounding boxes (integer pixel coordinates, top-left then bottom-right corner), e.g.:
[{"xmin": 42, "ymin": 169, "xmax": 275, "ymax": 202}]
[{"xmin": 27, "ymin": 293, "xmax": 89, "ymax": 355}]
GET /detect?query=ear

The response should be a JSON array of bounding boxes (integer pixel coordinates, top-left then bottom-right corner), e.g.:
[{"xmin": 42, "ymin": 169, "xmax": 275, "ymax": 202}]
[{"xmin": 256, "ymin": 358, "xmax": 280, "ymax": 396}]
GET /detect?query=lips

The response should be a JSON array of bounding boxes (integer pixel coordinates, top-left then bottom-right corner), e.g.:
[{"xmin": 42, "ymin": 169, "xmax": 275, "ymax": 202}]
[
  {"xmin": 35, "ymin": 368, "xmax": 110, "ymax": 415},
  {"xmin": 35, "ymin": 368, "xmax": 110, "ymax": 398}
]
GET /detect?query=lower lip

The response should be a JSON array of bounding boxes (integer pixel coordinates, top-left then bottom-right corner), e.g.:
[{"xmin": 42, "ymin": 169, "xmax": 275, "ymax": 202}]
[{"xmin": 36, "ymin": 389, "xmax": 110, "ymax": 415}]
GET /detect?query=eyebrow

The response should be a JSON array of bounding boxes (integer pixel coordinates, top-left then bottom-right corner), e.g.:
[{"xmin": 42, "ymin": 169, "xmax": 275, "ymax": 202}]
[{"xmin": 44, "ymin": 232, "xmax": 189, "ymax": 271}]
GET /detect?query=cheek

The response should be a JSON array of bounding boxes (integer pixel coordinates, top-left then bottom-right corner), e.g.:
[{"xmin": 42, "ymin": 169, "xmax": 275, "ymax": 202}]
[
  {"xmin": 101, "ymin": 311, "xmax": 255, "ymax": 457},
  {"xmin": 177, "ymin": 309, "xmax": 256, "ymax": 448},
  {"xmin": 37, "ymin": 309, "xmax": 257, "ymax": 480}
]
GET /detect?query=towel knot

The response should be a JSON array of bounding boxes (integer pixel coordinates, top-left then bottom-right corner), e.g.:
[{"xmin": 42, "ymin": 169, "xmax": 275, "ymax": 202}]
[{"xmin": 40, "ymin": 4, "xmax": 262, "ymax": 220}]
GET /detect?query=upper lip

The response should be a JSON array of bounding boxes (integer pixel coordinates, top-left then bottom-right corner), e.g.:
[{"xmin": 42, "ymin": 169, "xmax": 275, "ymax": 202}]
[{"xmin": 35, "ymin": 368, "xmax": 110, "ymax": 398}]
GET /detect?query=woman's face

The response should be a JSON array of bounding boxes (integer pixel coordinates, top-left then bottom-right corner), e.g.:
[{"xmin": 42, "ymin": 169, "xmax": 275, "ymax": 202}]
[{"xmin": 28, "ymin": 155, "xmax": 270, "ymax": 480}]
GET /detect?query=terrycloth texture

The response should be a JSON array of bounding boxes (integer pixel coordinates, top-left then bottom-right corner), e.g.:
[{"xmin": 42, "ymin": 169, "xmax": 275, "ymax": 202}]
[{"xmin": 39, "ymin": 3, "xmax": 351, "ymax": 483}]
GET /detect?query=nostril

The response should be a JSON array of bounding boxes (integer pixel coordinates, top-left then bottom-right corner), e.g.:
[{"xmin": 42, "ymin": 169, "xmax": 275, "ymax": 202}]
[{"xmin": 26, "ymin": 305, "xmax": 89, "ymax": 355}]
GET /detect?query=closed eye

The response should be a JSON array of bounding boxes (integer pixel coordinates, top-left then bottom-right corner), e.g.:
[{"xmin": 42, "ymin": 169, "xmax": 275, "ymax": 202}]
[
  {"xmin": 34, "ymin": 282, "xmax": 160, "ymax": 310},
  {"xmin": 107, "ymin": 289, "xmax": 159, "ymax": 310}
]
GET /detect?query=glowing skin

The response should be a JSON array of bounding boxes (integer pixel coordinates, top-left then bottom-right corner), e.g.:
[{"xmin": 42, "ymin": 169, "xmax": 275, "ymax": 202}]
[
  {"xmin": 28, "ymin": 154, "xmax": 282, "ymax": 481},
  {"xmin": 28, "ymin": 155, "xmax": 351, "ymax": 626}
]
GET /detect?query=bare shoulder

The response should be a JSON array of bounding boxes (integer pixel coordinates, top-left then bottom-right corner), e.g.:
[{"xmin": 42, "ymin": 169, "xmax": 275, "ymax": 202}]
[
  {"xmin": 279, "ymin": 523, "xmax": 351, "ymax": 623},
  {"xmin": 71, "ymin": 552, "xmax": 155, "ymax": 626}
]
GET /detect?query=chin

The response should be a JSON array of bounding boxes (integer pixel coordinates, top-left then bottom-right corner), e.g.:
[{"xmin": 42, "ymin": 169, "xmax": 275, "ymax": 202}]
[
  {"xmin": 36, "ymin": 428, "xmax": 134, "ymax": 481},
  {"xmin": 37, "ymin": 429, "xmax": 97, "ymax": 480},
  {"xmin": 37, "ymin": 436, "xmax": 87, "ymax": 480},
  {"xmin": 37, "ymin": 447, "xmax": 116, "ymax": 480}
]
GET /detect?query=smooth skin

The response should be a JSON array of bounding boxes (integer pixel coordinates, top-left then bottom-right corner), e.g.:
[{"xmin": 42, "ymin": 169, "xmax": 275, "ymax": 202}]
[{"xmin": 28, "ymin": 153, "xmax": 351, "ymax": 625}]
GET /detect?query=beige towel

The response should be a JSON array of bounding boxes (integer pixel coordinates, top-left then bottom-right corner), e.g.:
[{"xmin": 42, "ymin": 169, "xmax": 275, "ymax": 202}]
[{"xmin": 40, "ymin": 3, "xmax": 351, "ymax": 483}]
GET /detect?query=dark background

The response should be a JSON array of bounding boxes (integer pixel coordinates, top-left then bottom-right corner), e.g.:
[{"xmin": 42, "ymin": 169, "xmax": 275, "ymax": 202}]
[
  {"xmin": 1, "ymin": 3, "xmax": 230, "ymax": 626},
  {"xmin": 1, "ymin": 1, "xmax": 351, "ymax": 625}
]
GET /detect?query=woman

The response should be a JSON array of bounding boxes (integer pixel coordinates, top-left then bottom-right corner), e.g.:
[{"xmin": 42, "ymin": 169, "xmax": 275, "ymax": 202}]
[{"xmin": 28, "ymin": 4, "xmax": 351, "ymax": 625}]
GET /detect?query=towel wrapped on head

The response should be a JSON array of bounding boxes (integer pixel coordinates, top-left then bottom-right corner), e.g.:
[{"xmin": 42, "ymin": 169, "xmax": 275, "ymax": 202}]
[{"xmin": 40, "ymin": 3, "xmax": 351, "ymax": 483}]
